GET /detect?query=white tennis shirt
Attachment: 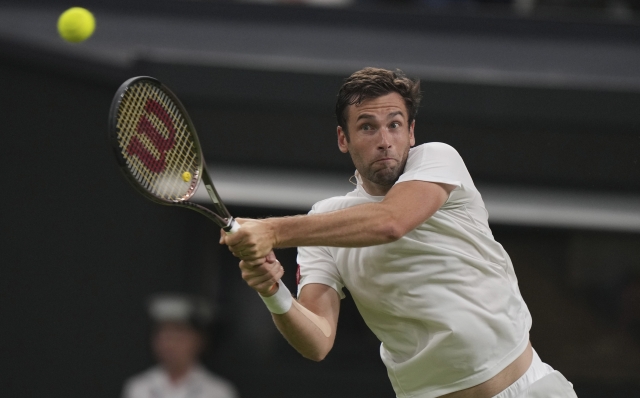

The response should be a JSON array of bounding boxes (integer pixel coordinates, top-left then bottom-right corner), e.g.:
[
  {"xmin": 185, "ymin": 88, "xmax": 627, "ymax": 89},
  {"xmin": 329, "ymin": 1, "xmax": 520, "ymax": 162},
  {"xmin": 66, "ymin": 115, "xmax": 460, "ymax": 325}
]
[{"xmin": 297, "ymin": 142, "xmax": 532, "ymax": 398}]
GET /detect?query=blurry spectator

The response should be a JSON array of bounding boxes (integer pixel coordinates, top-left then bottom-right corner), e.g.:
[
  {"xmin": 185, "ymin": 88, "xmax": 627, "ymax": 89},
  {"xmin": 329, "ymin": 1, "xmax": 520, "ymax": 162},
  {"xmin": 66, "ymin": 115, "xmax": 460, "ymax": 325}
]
[{"xmin": 122, "ymin": 294, "xmax": 239, "ymax": 398}]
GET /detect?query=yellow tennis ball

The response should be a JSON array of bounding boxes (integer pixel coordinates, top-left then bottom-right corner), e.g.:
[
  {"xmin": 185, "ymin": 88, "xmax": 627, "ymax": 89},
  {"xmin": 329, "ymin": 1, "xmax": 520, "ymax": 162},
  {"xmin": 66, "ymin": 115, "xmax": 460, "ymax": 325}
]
[
  {"xmin": 57, "ymin": 7, "xmax": 95, "ymax": 43},
  {"xmin": 182, "ymin": 171, "xmax": 192, "ymax": 182}
]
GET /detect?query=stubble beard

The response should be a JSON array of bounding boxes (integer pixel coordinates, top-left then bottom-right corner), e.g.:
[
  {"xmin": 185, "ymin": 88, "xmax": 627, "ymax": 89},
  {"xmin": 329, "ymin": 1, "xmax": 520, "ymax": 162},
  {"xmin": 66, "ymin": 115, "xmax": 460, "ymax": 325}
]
[{"xmin": 361, "ymin": 146, "xmax": 411, "ymax": 189}]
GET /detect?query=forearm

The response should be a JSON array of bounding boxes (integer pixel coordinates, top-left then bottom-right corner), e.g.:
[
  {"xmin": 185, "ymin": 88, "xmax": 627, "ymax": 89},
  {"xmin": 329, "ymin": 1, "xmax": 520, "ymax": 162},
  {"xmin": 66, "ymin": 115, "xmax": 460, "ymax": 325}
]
[
  {"xmin": 265, "ymin": 181, "xmax": 451, "ymax": 249},
  {"xmin": 224, "ymin": 181, "xmax": 450, "ymax": 259},
  {"xmin": 270, "ymin": 202, "xmax": 401, "ymax": 249},
  {"xmin": 272, "ymin": 300, "xmax": 334, "ymax": 361},
  {"xmin": 237, "ymin": 254, "xmax": 338, "ymax": 361}
]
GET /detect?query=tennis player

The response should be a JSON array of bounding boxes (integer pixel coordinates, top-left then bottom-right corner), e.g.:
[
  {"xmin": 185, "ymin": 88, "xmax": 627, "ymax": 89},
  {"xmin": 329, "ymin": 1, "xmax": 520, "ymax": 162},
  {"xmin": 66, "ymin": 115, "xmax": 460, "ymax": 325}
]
[{"xmin": 221, "ymin": 67, "xmax": 577, "ymax": 398}]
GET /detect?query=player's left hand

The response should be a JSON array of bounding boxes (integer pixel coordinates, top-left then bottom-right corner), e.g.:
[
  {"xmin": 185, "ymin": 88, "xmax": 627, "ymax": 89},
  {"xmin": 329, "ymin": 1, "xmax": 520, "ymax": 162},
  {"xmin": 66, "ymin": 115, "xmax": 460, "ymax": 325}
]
[
  {"xmin": 239, "ymin": 251, "xmax": 283, "ymax": 297},
  {"xmin": 220, "ymin": 218, "xmax": 276, "ymax": 260}
]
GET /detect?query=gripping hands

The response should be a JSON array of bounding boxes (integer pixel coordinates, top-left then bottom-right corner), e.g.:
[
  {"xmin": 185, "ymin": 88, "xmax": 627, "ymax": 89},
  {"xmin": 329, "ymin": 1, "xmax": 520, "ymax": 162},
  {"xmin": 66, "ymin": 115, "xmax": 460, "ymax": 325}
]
[
  {"xmin": 221, "ymin": 219, "xmax": 335, "ymax": 348},
  {"xmin": 240, "ymin": 250, "xmax": 284, "ymax": 297},
  {"xmin": 220, "ymin": 218, "xmax": 276, "ymax": 262},
  {"xmin": 220, "ymin": 218, "xmax": 282, "ymax": 297}
]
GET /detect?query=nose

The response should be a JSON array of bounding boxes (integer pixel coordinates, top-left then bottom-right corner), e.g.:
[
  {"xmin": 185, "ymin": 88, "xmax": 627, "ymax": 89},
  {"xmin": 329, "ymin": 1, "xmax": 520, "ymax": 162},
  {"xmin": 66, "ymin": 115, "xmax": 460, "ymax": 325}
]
[{"xmin": 378, "ymin": 128, "xmax": 392, "ymax": 149}]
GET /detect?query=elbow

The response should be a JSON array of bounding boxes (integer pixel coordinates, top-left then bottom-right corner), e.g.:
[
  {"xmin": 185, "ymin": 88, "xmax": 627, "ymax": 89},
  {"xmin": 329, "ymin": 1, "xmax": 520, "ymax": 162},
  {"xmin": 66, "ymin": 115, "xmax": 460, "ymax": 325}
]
[
  {"xmin": 303, "ymin": 350, "xmax": 329, "ymax": 362},
  {"xmin": 371, "ymin": 204, "xmax": 410, "ymax": 242},
  {"xmin": 377, "ymin": 218, "xmax": 406, "ymax": 243},
  {"xmin": 300, "ymin": 343, "xmax": 332, "ymax": 362}
]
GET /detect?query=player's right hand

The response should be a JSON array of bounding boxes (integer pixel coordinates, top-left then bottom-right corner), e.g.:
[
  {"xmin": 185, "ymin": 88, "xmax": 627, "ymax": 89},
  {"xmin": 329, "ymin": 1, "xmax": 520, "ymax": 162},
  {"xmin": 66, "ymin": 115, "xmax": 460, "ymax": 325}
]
[
  {"xmin": 220, "ymin": 218, "xmax": 276, "ymax": 261},
  {"xmin": 238, "ymin": 250, "xmax": 284, "ymax": 297}
]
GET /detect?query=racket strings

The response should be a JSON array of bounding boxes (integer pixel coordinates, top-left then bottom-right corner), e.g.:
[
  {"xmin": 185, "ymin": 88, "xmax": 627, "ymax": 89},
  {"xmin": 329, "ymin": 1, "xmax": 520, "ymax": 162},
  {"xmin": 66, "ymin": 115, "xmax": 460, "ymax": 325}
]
[
  {"xmin": 163, "ymin": 103, "xmax": 199, "ymax": 198},
  {"xmin": 120, "ymin": 87, "xmax": 172, "ymax": 194},
  {"xmin": 116, "ymin": 82, "xmax": 200, "ymax": 201}
]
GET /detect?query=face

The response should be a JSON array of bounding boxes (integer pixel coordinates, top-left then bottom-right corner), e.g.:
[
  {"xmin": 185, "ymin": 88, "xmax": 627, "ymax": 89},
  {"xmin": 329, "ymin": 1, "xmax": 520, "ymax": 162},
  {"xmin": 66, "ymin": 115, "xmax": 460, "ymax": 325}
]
[
  {"xmin": 152, "ymin": 322, "xmax": 203, "ymax": 373},
  {"xmin": 338, "ymin": 92, "xmax": 415, "ymax": 196}
]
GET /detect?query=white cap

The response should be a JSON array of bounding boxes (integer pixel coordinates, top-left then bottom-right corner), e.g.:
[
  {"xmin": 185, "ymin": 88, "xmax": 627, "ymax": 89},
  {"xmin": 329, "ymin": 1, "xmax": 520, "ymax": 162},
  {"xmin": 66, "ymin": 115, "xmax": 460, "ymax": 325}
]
[{"xmin": 147, "ymin": 294, "xmax": 213, "ymax": 329}]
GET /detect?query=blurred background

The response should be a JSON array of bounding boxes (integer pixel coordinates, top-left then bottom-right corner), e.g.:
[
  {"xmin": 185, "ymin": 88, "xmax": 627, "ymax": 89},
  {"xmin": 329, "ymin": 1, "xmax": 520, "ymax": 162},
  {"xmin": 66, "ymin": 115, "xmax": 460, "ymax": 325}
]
[{"xmin": 1, "ymin": 0, "xmax": 640, "ymax": 397}]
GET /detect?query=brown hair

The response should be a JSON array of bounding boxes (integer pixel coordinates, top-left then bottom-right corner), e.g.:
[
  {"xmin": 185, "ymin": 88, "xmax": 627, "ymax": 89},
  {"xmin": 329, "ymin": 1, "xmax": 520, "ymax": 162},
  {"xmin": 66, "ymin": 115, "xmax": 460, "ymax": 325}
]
[{"xmin": 335, "ymin": 67, "xmax": 421, "ymax": 138}]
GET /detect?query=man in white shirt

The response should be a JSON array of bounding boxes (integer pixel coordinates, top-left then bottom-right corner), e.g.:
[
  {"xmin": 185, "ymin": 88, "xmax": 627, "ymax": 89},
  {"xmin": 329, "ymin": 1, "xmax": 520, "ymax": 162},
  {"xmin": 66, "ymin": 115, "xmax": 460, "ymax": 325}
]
[
  {"xmin": 122, "ymin": 295, "xmax": 239, "ymax": 398},
  {"xmin": 221, "ymin": 67, "xmax": 577, "ymax": 398}
]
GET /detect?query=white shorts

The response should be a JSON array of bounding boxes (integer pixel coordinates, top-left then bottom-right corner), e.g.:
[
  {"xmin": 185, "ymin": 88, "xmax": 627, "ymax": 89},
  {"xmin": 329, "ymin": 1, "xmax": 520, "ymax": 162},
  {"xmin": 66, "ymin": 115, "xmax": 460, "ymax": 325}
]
[{"xmin": 492, "ymin": 349, "xmax": 578, "ymax": 398}]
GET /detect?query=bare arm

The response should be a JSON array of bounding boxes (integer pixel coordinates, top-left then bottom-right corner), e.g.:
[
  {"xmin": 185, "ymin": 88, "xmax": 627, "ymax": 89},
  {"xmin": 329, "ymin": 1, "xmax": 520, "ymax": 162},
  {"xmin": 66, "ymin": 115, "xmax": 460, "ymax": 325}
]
[
  {"xmin": 223, "ymin": 180, "xmax": 454, "ymax": 260},
  {"xmin": 236, "ymin": 252, "xmax": 340, "ymax": 361},
  {"xmin": 272, "ymin": 283, "xmax": 340, "ymax": 361}
]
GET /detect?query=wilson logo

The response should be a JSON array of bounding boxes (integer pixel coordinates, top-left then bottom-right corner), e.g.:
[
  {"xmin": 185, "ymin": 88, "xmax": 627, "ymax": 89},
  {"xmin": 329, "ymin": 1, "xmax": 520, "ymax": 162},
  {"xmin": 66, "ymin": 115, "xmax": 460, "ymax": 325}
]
[{"xmin": 126, "ymin": 98, "xmax": 176, "ymax": 173}]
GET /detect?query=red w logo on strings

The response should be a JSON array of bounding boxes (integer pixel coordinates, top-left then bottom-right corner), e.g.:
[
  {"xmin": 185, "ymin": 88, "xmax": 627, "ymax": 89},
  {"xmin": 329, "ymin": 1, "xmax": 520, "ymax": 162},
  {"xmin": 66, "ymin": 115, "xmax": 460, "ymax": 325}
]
[{"xmin": 125, "ymin": 99, "xmax": 176, "ymax": 173}]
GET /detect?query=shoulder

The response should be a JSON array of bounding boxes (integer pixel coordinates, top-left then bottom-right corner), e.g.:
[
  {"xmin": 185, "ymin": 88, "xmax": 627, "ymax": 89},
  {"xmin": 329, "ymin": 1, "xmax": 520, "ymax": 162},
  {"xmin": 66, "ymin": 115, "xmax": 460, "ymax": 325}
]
[
  {"xmin": 122, "ymin": 367, "xmax": 161, "ymax": 396},
  {"xmin": 409, "ymin": 142, "xmax": 461, "ymax": 159},
  {"xmin": 398, "ymin": 142, "xmax": 473, "ymax": 195},
  {"xmin": 403, "ymin": 142, "xmax": 466, "ymax": 174},
  {"xmin": 310, "ymin": 191, "xmax": 371, "ymax": 214},
  {"xmin": 125, "ymin": 367, "xmax": 160, "ymax": 384},
  {"xmin": 194, "ymin": 367, "xmax": 239, "ymax": 397}
]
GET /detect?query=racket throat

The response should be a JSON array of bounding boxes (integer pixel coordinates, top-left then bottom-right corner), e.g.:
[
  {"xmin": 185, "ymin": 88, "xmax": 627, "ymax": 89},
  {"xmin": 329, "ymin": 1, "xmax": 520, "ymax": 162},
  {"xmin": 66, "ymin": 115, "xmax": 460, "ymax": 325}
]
[{"xmin": 204, "ymin": 185, "xmax": 220, "ymax": 204}]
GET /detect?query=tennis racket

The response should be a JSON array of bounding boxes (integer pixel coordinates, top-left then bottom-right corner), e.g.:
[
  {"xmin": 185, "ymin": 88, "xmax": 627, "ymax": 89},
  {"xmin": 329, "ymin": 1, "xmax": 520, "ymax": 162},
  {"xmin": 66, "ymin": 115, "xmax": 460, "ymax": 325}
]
[{"xmin": 108, "ymin": 76, "xmax": 239, "ymax": 233}]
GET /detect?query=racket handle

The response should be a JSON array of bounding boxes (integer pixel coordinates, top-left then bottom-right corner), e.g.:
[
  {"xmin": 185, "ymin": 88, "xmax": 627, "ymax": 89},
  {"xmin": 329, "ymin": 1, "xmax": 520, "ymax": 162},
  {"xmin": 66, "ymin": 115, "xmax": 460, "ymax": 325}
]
[{"xmin": 225, "ymin": 218, "xmax": 241, "ymax": 234}]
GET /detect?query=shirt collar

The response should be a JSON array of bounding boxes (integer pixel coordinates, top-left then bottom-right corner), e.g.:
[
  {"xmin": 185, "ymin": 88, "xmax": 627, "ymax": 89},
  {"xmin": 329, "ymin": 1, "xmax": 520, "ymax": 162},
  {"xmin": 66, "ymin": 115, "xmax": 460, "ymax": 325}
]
[{"xmin": 353, "ymin": 170, "xmax": 385, "ymax": 201}]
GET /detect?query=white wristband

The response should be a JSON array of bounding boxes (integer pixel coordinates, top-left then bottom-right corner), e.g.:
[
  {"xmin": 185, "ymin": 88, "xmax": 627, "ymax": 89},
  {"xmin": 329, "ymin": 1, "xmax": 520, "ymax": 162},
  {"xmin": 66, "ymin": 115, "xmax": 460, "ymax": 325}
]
[{"xmin": 259, "ymin": 281, "xmax": 293, "ymax": 314}]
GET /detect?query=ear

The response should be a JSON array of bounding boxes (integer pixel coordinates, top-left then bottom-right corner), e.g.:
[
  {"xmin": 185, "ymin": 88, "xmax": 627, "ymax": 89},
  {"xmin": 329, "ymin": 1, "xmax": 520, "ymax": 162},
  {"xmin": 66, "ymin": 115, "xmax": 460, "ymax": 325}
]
[
  {"xmin": 409, "ymin": 120, "xmax": 416, "ymax": 147},
  {"xmin": 337, "ymin": 126, "xmax": 349, "ymax": 153}
]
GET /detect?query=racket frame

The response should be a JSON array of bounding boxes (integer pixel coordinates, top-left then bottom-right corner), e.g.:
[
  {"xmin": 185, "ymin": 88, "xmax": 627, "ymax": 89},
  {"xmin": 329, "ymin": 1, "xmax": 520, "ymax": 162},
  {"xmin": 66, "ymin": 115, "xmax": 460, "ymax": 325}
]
[{"xmin": 108, "ymin": 76, "xmax": 237, "ymax": 231}]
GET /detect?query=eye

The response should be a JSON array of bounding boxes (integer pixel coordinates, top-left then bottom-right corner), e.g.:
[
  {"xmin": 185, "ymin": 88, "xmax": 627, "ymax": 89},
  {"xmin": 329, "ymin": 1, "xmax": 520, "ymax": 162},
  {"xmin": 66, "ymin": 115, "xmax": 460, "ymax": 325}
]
[
  {"xmin": 390, "ymin": 121, "xmax": 401, "ymax": 129},
  {"xmin": 361, "ymin": 124, "xmax": 372, "ymax": 131}
]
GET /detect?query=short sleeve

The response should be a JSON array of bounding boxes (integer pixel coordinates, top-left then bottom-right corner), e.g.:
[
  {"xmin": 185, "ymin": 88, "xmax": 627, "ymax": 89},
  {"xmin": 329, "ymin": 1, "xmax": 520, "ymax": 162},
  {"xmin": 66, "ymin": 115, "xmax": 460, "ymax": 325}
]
[
  {"xmin": 297, "ymin": 245, "xmax": 346, "ymax": 299},
  {"xmin": 397, "ymin": 142, "xmax": 475, "ymax": 206},
  {"xmin": 295, "ymin": 204, "xmax": 346, "ymax": 299}
]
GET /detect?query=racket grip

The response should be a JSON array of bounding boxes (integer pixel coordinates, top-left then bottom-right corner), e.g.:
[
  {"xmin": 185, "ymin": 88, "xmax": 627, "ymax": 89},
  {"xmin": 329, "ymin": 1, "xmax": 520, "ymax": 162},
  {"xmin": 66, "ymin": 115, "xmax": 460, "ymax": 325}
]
[{"xmin": 225, "ymin": 218, "xmax": 241, "ymax": 234}]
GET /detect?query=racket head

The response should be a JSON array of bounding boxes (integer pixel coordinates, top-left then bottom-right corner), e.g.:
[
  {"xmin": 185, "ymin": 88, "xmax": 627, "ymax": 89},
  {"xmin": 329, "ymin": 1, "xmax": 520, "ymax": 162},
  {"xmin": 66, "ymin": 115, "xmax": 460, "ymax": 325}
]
[{"xmin": 108, "ymin": 76, "xmax": 203, "ymax": 206}]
